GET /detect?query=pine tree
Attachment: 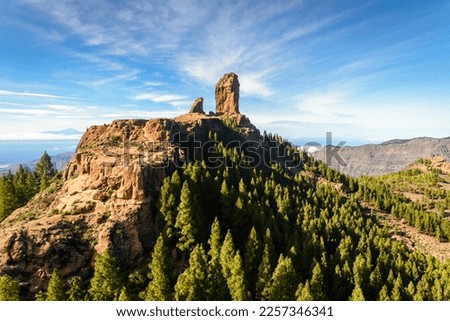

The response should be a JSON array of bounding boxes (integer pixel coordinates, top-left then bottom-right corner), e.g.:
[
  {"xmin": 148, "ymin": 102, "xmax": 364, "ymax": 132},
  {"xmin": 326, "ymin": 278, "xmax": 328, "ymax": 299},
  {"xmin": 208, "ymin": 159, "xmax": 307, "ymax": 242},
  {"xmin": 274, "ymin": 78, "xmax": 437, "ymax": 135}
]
[
  {"xmin": 0, "ymin": 274, "xmax": 20, "ymax": 301},
  {"xmin": 0, "ymin": 174, "xmax": 18, "ymax": 222},
  {"xmin": 232, "ymin": 196, "xmax": 246, "ymax": 243},
  {"xmin": 35, "ymin": 290, "xmax": 47, "ymax": 301},
  {"xmin": 175, "ymin": 181, "xmax": 201, "ymax": 251},
  {"xmin": 378, "ymin": 285, "xmax": 390, "ymax": 301},
  {"xmin": 352, "ymin": 254, "xmax": 370, "ymax": 290},
  {"xmin": 296, "ymin": 281, "xmax": 314, "ymax": 301},
  {"xmin": 227, "ymin": 251, "xmax": 247, "ymax": 301},
  {"xmin": 118, "ymin": 287, "xmax": 130, "ymax": 301},
  {"xmin": 368, "ymin": 266, "xmax": 383, "ymax": 299},
  {"xmin": 158, "ymin": 171, "xmax": 181, "ymax": 239},
  {"xmin": 88, "ymin": 251, "xmax": 123, "ymax": 301},
  {"xmin": 391, "ymin": 274, "xmax": 403, "ymax": 301},
  {"xmin": 431, "ymin": 279, "xmax": 443, "ymax": 300},
  {"xmin": 207, "ymin": 218, "xmax": 230, "ymax": 300},
  {"xmin": 34, "ymin": 151, "xmax": 56, "ymax": 191},
  {"xmin": 208, "ymin": 217, "xmax": 222, "ymax": 260},
  {"xmin": 264, "ymin": 255, "xmax": 297, "ymax": 300},
  {"xmin": 256, "ymin": 243, "xmax": 273, "ymax": 300},
  {"xmin": 67, "ymin": 276, "xmax": 85, "ymax": 301},
  {"xmin": 145, "ymin": 234, "xmax": 172, "ymax": 301},
  {"xmin": 404, "ymin": 281, "xmax": 415, "ymax": 300},
  {"xmin": 218, "ymin": 230, "xmax": 247, "ymax": 300},
  {"xmin": 220, "ymin": 180, "xmax": 233, "ymax": 230},
  {"xmin": 13, "ymin": 165, "xmax": 31, "ymax": 205},
  {"xmin": 309, "ymin": 262, "xmax": 326, "ymax": 300},
  {"xmin": 127, "ymin": 270, "xmax": 148, "ymax": 301},
  {"xmin": 46, "ymin": 270, "xmax": 66, "ymax": 301},
  {"xmin": 349, "ymin": 283, "xmax": 365, "ymax": 301},
  {"xmin": 220, "ymin": 231, "xmax": 236, "ymax": 280},
  {"xmin": 333, "ymin": 261, "xmax": 353, "ymax": 300},
  {"xmin": 174, "ymin": 244, "xmax": 208, "ymax": 300},
  {"xmin": 244, "ymin": 227, "xmax": 261, "ymax": 292}
]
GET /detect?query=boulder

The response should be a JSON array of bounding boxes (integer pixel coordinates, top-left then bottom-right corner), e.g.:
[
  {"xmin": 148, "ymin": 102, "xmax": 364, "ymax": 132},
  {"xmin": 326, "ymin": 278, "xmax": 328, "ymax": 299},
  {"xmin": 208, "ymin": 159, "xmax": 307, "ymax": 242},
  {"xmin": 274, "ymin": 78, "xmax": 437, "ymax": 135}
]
[{"xmin": 189, "ymin": 97, "xmax": 205, "ymax": 114}]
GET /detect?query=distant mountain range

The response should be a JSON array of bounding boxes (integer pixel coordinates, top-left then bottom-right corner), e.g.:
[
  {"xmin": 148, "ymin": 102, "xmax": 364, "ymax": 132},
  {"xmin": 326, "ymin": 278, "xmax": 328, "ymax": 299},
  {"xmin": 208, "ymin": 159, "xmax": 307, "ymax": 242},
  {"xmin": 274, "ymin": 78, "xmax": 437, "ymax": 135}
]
[
  {"xmin": 42, "ymin": 128, "xmax": 83, "ymax": 136},
  {"xmin": 313, "ymin": 136, "xmax": 450, "ymax": 177},
  {"xmin": 0, "ymin": 151, "xmax": 74, "ymax": 175}
]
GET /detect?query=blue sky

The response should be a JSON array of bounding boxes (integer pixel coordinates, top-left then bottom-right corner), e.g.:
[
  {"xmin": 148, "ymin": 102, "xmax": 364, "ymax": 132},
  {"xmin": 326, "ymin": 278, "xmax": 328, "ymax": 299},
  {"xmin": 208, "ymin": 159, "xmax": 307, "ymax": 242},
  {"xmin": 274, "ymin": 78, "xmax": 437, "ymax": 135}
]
[{"xmin": 0, "ymin": 0, "xmax": 449, "ymax": 145}]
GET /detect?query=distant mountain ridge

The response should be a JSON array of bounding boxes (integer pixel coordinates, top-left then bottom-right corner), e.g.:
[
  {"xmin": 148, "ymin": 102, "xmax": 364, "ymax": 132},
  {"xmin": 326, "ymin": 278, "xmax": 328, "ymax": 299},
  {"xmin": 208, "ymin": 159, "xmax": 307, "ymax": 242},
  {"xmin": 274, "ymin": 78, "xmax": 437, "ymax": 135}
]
[
  {"xmin": 0, "ymin": 151, "xmax": 74, "ymax": 175},
  {"xmin": 313, "ymin": 136, "xmax": 450, "ymax": 177},
  {"xmin": 42, "ymin": 128, "xmax": 83, "ymax": 136}
]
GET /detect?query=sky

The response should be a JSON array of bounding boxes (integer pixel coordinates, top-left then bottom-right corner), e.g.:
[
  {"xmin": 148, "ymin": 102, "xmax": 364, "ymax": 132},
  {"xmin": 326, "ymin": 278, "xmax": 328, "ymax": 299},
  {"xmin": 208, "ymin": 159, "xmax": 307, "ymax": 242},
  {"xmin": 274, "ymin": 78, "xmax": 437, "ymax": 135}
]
[{"xmin": 0, "ymin": 0, "xmax": 449, "ymax": 145}]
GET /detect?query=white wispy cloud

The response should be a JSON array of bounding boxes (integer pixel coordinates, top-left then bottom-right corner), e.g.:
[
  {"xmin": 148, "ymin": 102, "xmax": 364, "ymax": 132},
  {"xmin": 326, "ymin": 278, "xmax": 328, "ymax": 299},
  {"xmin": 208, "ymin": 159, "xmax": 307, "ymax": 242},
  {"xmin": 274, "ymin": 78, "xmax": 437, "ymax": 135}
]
[
  {"xmin": 44, "ymin": 104, "xmax": 86, "ymax": 112},
  {"xmin": 143, "ymin": 81, "xmax": 165, "ymax": 87},
  {"xmin": 71, "ymin": 52, "xmax": 125, "ymax": 71},
  {"xmin": 75, "ymin": 69, "xmax": 141, "ymax": 88},
  {"xmin": 132, "ymin": 92, "xmax": 190, "ymax": 107},
  {"xmin": 0, "ymin": 108, "xmax": 61, "ymax": 116},
  {"xmin": 0, "ymin": 89, "xmax": 79, "ymax": 100},
  {"xmin": 17, "ymin": 0, "xmax": 348, "ymax": 99},
  {"xmin": 0, "ymin": 100, "xmax": 99, "ymax": 121}
]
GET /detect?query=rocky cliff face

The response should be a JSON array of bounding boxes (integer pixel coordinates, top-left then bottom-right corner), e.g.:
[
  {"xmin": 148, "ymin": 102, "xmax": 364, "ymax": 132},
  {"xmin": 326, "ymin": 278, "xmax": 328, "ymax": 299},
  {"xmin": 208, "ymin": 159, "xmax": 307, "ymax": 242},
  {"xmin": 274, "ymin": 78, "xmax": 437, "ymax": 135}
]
[
  {"xmin": 215, "ymin": 72, "xmax": 240, "ymax": 114},
  {"xmin": 0, "ymin": 74, "xmax": 260, "ymax": 297},
  {"xmin": 313, "ymin": 137, "xmax": 450, "ymax": 177}
]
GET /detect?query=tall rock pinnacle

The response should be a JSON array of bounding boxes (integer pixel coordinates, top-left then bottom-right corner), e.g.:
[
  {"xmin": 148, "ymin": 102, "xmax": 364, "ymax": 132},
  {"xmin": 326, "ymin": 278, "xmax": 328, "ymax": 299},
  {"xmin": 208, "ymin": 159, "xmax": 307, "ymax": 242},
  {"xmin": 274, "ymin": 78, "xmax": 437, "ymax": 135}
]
[{"xmin": 215, "ymin": 72, "xmax": 240, "ymax": 114}]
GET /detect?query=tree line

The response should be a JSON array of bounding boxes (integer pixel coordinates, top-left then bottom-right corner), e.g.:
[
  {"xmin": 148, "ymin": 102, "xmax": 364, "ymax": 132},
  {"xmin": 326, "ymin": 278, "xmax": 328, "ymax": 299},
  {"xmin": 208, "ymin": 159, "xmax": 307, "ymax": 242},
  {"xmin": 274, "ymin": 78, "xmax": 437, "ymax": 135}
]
[{"xmin": 0, "ymin": 152, "xmax": 56, "ymax": 222}]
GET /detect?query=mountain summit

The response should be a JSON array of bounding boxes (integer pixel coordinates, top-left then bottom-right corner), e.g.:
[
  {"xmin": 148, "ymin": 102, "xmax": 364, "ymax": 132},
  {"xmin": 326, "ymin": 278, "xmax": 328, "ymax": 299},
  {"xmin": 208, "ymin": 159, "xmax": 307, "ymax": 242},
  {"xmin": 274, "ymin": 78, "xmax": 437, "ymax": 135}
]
[{"xmin": 0, "ymin": 73, "xmax": 263, "ymax": 296}]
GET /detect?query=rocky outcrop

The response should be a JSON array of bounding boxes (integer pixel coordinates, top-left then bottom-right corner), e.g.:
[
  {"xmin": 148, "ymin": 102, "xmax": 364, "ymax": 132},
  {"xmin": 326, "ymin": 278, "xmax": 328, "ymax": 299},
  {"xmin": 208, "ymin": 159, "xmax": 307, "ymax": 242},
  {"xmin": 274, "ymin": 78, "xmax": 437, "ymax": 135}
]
[
  {"xmin": 215, "ymin": 72, "xmax": 240, "ymax": 114},
  {"xmin": 0, "ymin": 96, "xmax": 260, "ymax": 297},
  {"xmin": 189, "ymin": 97, "xmax": 204, "ymax": 114},
  {"xmin": 313, "ymin": 137, "xmax": 450, "ymax": 177},
  {"xmin": 0, "ymin": 72, "xmax": 265, "ymax": 297}
]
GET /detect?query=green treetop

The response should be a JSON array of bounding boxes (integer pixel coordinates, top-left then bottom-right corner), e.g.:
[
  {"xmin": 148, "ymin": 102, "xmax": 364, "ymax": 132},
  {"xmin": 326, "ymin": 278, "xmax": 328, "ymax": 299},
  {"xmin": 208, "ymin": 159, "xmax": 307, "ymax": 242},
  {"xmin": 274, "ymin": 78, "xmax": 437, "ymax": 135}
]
[
  {"xmin": 174, "ymin": 244, "xmax": 209, "ymax": 300},
  {"xmin": 46, "ymin": 270, "xmax": 66, "ymax": 301},
  {"xmin": 0, "ymin": 274, "xmax": 20, "ymax": 301},
  {"xmin": 145, "ymin": 234, "xmax": 172, "ymax": 301},
  {"xmin": 88, "ymin": 251, "xmax": 123, "ymax": 301}
]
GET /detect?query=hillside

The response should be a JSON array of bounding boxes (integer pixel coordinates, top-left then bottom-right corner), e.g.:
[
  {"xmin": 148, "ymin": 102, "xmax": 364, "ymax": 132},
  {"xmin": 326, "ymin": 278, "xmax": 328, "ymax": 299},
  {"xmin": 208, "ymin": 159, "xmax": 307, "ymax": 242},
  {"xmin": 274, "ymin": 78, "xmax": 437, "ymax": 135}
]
[
  {"xmin": 313, "ymin": 137, "xmax": 450, "ymax": 177},
  {"xmin": 358, "ymin": 157, "xmax": 450, "ymax": 261},
  {"xmin": 1, "ymin": 73, "xmax": 450, "ymax": 301}
]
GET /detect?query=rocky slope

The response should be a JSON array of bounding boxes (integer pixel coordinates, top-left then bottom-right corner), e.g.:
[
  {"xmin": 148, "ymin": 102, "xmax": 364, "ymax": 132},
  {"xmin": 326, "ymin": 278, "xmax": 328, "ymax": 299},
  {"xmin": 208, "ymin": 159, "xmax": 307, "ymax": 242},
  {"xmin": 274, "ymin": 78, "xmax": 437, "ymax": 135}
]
[
  {"xmin": 0, "ymin": 73, "xmax": 260, "ymax": 297},
  {"xmin": 313, "ymin": 137, "xmax": 450, "ymax": 177}
]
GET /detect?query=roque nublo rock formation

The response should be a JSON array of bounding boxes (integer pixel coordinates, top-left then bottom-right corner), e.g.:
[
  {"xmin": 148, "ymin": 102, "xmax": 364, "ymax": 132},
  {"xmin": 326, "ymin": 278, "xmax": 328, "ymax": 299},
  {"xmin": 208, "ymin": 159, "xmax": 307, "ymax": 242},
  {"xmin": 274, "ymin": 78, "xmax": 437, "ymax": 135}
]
[
  {"xmin": 0, "ymin": 73, "xmax": 258, "ymax": 297},
  {"xmin": 215, "ymin": 72, "xmax": 240, "ymax": 114}
]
